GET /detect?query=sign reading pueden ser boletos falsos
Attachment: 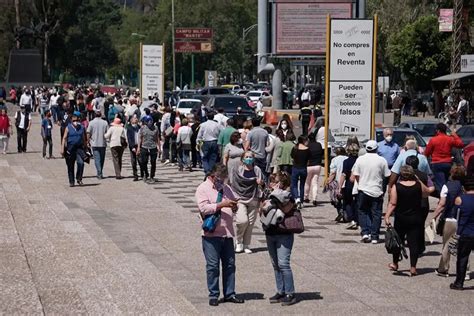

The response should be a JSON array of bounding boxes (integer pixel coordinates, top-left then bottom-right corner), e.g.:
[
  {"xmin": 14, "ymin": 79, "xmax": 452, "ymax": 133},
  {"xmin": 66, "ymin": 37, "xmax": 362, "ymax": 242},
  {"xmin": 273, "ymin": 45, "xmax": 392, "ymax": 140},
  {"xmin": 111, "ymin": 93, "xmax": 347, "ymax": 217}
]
[{"xmin": 326, "ymin": 18, "xmax": 377, "ymax": 143}]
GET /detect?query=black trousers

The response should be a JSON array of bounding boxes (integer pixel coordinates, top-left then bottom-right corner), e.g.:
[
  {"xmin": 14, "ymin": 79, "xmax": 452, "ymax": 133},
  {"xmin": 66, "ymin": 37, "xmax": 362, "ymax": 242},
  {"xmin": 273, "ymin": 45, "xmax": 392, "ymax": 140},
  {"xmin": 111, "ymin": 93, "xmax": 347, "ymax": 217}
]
[
  {"xmin": 393, "ymin": 216, "xmax": 424, "ymax": 268},
  {"xmin": 140, "ymin": 147, "xmax": 158, "ymax": 179},
  {"xmin": 16, "ymin": 127, "xmax": 28, "ymax": 152},
  {"xmin": 302, "ymin": 120, "xmax": 310, "ymax": 136},
  {"xmin": 454, "ymin": 236, "xmax": 474, "ymax": 287},
  {"xmin": 42, "ymin": 136, "xmax": 53, "ymax": 157},
  {"xmin": 130, "ymin": 147, "xmax": 143, "ymax": 178}
]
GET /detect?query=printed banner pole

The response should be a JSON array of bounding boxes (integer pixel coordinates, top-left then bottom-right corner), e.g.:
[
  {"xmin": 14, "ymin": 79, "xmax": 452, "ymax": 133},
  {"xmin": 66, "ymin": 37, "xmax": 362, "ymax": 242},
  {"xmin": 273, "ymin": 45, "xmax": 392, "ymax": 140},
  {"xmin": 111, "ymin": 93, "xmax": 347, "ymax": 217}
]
[
  {"xmin": 324, "ymin": 14, "xmax": 331, "ymax": 180},
  {"xmin": 139, "ymin": 42, "xmax": 143, "ymax": 100},
  {"xmin": 371, "ymin": 14, "xmax": 378, "ymax": 139}
]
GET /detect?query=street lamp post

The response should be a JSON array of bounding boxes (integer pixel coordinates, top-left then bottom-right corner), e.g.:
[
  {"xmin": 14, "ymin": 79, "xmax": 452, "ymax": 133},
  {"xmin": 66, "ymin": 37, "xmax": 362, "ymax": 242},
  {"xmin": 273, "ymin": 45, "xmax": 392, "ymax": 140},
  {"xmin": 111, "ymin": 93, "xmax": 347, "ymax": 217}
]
[
  {"xmin": 241, "ymin": 24, "xmax": 258, "ymax": 84},
  {"xmin": 171, "ymin": 0, "xmax": 176, "ymax": 90},
  {"xmin": 131, "ymin": 33, "xmax": 146, "ymax": 88}
]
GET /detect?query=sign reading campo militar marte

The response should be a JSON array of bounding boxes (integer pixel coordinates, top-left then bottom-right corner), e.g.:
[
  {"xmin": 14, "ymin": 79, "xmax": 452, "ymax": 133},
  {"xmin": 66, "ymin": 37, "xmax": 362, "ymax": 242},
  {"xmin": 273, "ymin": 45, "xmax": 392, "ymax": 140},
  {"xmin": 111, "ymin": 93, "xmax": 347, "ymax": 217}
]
[
  {"xmin": 141, "ymin": 45, "xmax": 164, "ymax": 101},
  {"xmin": 326, "ymin": 18, "xmax": 377, "ymax": 144}
]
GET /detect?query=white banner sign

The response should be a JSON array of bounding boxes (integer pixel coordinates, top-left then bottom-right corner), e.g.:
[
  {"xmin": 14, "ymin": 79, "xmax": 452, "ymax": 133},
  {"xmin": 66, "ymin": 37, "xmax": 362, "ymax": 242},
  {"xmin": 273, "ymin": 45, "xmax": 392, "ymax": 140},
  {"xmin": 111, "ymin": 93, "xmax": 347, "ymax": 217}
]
[
  {"xmin": 141, "ymin": 45, "xmax": 164, "ymax": 101},
  {"xmin": 328, "ymin": 19, "xmax": 375, "ymax": 143},
  {"xmin": 461, "ymin": 54, "xmax": 474, "ymax": 73}
]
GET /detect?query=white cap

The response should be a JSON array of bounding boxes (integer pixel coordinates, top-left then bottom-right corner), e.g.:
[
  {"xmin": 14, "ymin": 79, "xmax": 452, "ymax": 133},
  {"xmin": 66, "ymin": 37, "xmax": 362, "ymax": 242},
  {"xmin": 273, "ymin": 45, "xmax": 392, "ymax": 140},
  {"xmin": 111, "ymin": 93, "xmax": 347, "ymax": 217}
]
[{"xmin": 365, "ymin": 140, "xmax": 378, "ymax": 151}]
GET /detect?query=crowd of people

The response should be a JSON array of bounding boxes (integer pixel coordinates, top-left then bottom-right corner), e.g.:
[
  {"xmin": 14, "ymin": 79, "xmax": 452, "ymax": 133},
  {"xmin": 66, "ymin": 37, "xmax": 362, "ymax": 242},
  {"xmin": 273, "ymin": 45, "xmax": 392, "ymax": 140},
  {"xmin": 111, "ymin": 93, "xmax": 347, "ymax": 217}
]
[{"xmin": 1, "ymin": 85, "xmax": 473, "ymax": 306}]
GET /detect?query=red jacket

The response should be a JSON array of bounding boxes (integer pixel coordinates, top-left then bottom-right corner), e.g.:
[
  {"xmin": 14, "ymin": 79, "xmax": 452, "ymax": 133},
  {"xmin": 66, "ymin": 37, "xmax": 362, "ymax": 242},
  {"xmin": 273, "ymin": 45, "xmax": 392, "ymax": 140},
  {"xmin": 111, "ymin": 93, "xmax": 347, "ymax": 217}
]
[
  {"xmin": 0, "ymin": 114, "xmax": 10, "ymax": 135},
  {"xmin": 424, "ymin": 132, "xmax": 464, "ymax": 164}
]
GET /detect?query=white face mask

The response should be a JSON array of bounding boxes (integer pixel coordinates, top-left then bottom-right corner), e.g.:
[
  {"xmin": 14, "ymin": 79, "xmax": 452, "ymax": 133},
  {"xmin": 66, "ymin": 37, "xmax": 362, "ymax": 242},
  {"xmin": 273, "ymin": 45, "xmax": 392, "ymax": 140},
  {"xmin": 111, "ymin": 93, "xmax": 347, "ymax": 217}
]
[
  {"xmin": 281, "ymin": 123, "xmax": 288, "ymax": 130},
  {"xmin": 72, "ymin": 121, "xmax": 79, "ymax": 127},
  {"xmin": 385, "ymin": 136, "xmax": 393, "ymax": 143}
]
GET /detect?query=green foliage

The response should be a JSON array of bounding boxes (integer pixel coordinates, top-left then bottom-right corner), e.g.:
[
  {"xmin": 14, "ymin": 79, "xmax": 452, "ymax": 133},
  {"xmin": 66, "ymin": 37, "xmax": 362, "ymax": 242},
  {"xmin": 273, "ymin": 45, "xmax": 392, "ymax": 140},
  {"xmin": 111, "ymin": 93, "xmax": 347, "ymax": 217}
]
[{"xmin": 387, "ymin": 15, "xmax": 451, "ymax": 90}]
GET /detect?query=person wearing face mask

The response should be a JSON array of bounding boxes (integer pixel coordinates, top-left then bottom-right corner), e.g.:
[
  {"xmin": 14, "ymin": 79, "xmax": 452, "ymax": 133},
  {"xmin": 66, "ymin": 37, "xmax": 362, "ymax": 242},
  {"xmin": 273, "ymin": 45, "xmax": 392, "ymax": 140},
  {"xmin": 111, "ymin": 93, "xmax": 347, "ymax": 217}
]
[
  {"xmin": 231, "ymin": 151, "xmax": 263, "ymax": 253},
  {"xmin": 195, "ymin": 164, "xmax": 244, "ymax": 307},
  {"xmin": 0, "ymin": 107, "xmax": 12, "ymax": 154},
  {"xmin": 105, "ymin": 117, "xmax": 127, "ymax": 180},
  {"xmin": 137, "ymin": 115, "xmax": 161, "ymax": 183},
  {"xmin": 217, "ymin": 118, "xmax": 236, "ymax": 159},
  {"xmin": 377, "ymin": 128, "xmax": 399, "ymax": 170},
  {"xmin": 14, "ymin": 104, "xmax": 32, "ymax": 153},
  {"xmin": 276, "ymin": 118, "xmax": 293, "ymax": 141},
  {"xmin": 126, "ymin": 115, "xmax": 143, "ymax": 181},
  {"xmin": 223, "ymin": 132, "xmax": 244, "ymax": 183},
  {"xmin": 60, "ymin": 111, "xmax": 86, "ymax": 187}
]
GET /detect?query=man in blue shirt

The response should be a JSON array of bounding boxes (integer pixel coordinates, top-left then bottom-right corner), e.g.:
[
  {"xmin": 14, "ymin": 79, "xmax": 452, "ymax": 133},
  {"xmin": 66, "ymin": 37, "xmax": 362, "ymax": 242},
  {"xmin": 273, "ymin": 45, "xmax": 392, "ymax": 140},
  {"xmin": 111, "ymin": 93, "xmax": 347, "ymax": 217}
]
[{"xmin": 377, "ymin": 128, "xmax": 399, "ymax": 169}]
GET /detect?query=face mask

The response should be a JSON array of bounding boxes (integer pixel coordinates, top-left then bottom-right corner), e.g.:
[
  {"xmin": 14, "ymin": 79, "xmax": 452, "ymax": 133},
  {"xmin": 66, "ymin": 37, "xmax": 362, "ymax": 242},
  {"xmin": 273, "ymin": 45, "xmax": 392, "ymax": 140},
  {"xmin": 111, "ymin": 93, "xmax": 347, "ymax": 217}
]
[
  {"xmin": 385, "ymin": 136, "xmax": 393, "ymax": 142},
  {"xmin": 237, "ymin": 139, "xmax": 243, "ymax": 145},
  {"xmin": 132, "ymin": 123, "xmax": 138, "ymax": 127},
  {"xmin": 243, "ymin": 157, "xmax": 254, "ymax": 165},
  {"xmin": 72, "ymin": 121, "xmax": 79, "ymax": 126},
  {"xmin": 214, "ymin": 177, "xmax": 225, "ymax": 191},
  {"xmin": 281, "ymin": 123, "xmax": 288, "ymax": 130}
]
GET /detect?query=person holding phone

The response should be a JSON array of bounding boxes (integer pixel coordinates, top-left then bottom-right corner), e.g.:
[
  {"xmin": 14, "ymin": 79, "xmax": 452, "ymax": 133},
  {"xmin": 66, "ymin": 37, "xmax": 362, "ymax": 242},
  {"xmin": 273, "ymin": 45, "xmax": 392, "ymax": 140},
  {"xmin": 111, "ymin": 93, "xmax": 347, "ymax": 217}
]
[{"xmin": 195, "ymin": 163, "xmax": 244, "ymax": 307}]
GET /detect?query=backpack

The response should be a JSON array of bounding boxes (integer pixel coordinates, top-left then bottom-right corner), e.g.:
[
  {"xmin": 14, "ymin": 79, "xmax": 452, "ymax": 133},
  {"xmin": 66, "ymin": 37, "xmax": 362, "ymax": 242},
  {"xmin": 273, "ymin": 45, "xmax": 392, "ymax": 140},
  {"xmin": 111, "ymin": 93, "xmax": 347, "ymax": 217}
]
[
  {"xmin": 385, "ymin": 226, "xmax": 408, "ymax": 261},
  {"xmin": 108, "ymin": 105, "xmax": 119, "ymax": 122}
]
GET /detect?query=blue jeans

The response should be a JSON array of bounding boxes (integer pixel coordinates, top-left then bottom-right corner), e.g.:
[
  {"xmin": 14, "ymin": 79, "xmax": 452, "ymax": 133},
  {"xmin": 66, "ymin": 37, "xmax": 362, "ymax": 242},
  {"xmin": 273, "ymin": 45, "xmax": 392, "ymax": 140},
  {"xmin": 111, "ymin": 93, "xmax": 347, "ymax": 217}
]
[
  {"xmin": 266, "ymin": 234, "xmax": 295, "ymax": 295},
  {"xmin": 358, "ymin": 192, "xmax": 383, "ymax": 240},
  {"xmin": 92, "ymin": 147, "xmax": 106, "ymax": 177},
  {"xmin": 202, "ymin": 140, "xmax": 218, "ymax": 175},
  {"xmin": 291, "ymin": 167, "xmax": 307, "ymax": 201},
  {"xmin": 202, "ymin": 237, "xmax": 236, "ymax": 299},
  {"xmin": 431, "ymin": 163, "xmax": 451, "ymax": 195},
  {"xmin": 66, "ymin": 149, "xmax": 84, "ymax": 185}
]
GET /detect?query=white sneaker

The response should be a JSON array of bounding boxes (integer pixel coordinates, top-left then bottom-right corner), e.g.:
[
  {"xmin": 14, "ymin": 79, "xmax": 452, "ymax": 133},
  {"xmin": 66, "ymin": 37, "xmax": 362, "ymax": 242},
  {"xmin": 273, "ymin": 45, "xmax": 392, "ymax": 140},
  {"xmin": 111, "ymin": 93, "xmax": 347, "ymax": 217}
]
[
  {"xmin": 235, "ymin": 243, "xmax": 244, "ymax": 253},
  {"xmin": 163, "ymin": 159, "xmax": 170, "ymax": 165},
  {"xmin": 466, "ymin": 272, "xmax": 471, "ymax": 281},
  {"xmin": 346, "ymin": 221, "xmax": 357, "ymax": 229},
  {"xmin": 361, "ymin": 235, "xmax": 370, "ymax": 243},
  {"xmin": 371, "ymin": 239, "xmax": 378, "ymax": 244},
  {"xmin": 244, "ymin": 246, "xmax": 252, "ymax": 254}
]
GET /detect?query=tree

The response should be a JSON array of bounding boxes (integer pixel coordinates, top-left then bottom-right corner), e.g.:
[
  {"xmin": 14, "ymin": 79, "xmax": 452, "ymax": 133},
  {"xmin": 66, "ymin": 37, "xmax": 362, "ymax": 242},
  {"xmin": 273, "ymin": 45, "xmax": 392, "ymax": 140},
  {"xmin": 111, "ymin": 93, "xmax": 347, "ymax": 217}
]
[{"xmin": 387, "ymin": 15, "xmax": 451, "ymax": 90}]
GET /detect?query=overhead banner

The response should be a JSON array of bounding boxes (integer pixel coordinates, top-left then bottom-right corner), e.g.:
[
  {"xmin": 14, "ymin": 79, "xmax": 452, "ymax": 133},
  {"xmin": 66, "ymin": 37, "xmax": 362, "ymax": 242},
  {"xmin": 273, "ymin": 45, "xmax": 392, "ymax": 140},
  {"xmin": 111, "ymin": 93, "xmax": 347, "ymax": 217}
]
[
  {"xmin": 140, "ymin": 44, "xmax": 164, "ymax": 101},
  {"xmin": 326, "ymin": 18, "xmax": 377, "ymax": 145},
  {"xmin": 274, "ymin": 1, "xmax": 352, "ymax": 55}
]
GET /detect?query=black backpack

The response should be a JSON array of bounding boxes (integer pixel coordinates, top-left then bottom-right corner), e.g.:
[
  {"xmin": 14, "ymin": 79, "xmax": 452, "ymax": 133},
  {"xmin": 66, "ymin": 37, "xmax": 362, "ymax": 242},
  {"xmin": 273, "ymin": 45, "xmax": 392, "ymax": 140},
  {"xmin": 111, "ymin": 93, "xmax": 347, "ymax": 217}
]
[{"xmin": 385, "ymin": 226, "xmax": 408, "ymax": 261}]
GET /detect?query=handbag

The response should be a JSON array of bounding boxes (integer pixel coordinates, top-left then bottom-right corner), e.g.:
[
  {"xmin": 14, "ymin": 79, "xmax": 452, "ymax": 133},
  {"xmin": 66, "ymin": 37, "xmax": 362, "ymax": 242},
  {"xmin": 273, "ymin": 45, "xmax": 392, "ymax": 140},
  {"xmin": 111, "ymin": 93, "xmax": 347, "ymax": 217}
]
[
  {"xmin": 385, "ymin": 225, "xmax": 408, "ymax": 261},
  {"xmin": 164, "ymin": 126, "xmax": 173, "ymax": 137},
  {"xmin": 448, "ymin": 208, "xmax": 461, "ymax": 256},
  {"xmin": 201, "ymin": 190, "xmax": 223, "ymax": 233},
  {"xmin": 436, "ymin": 217, "xmax": 445, "ymax": 236},
  {"xmin": 121, "ymin": 136, "xmax": 127, "ymax": 148},
  {"xmin": 275, "ymin": 209, "xmax": 305, "ymax": 234}
]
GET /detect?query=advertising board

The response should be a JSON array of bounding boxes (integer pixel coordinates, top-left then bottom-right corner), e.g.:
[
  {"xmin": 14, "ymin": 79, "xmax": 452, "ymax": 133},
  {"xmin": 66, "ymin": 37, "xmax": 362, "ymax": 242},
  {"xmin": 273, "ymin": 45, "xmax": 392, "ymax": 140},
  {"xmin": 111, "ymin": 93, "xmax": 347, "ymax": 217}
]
[{"xmin": 141, "ymin": 45, "xmax": 164, "ymax": 100}]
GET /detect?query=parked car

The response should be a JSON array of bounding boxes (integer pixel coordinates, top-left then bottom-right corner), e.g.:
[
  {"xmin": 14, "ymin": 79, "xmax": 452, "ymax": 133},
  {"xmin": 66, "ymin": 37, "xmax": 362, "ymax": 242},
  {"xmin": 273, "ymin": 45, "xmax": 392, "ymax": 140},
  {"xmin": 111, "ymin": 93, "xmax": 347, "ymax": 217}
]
[
  {"xmin": 235, "ymin": 89, "xmax": 249, "ymax": 96},
  {"xmin": 205, "ymin": 95, "xmax": 256, "ymax": 119},
  {"xmin": 176, "ymin": 98, "xmax": 202, "ymax": 116},
  {"xmin": 177, "ymin": 89, "xmax": 197, "ymax": 99},
  {"xmin": 375, "ymin": 127, "xmax": 427, "ymax": 149},
  {"xmin": 197, "ymin": 87, "xmax": 230, "ymax": 95},
  {"xmin": 246, "ymin": 90, "xmax": 272, "ymax": 107},
  {"xmin": 221, "ymin": 84, "xmax": 241, "ymax": 93},
  {"xmin": 456, "ymin": 125, "xmax": 474, "ymax": 147},
  {"xmin": 398, "ymin": 121, "xmax": 450, "ymax": 143}
]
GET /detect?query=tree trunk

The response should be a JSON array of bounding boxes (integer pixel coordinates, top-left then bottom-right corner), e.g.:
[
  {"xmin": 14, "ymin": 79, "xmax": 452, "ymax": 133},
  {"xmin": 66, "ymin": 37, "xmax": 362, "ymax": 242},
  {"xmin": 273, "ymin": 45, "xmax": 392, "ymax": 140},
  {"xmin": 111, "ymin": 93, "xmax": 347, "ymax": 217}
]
[{"xmin": 15, "ymin": 0, "xmax": 20, "ymax": 48}]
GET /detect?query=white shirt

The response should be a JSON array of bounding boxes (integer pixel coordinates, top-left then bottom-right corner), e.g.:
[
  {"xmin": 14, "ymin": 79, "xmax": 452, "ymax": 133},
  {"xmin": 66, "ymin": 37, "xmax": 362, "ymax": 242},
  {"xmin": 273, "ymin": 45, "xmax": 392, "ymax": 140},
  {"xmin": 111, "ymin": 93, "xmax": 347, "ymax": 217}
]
[
  {"xmin": 214, "ymin": 113, "xmax": 229, "ymax": 127},
  {"xmin": 301, "ymin": 91, "xmax": 311, "ymax": 101},
  {"xmin": 14, "ymin": 111, "xmax": 32, "ymax": 129},
  {"xmin": 457, "ymin": 99, "xmax": 467, "ymax": 112},
  {"xmin": 256, "ymin": 100, "xmax": 264, "ymax": 112},
  {"xmin": 50, "ymin": 95, "xmax": 59, "ymax": 106},
  {"xmin": 352, "ymin": 153, "xmax": 391, "ymax": 197},
  {"xmin": 20, "ymin": 94, "xmax": 32, "ymax": 107}
]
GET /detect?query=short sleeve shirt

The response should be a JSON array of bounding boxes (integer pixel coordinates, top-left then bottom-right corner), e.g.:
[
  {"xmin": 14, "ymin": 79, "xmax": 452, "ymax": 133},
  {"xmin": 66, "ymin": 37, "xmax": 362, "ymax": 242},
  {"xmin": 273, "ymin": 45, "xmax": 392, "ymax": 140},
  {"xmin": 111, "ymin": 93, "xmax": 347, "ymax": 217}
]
[
  {"xmin": 352, "ymin": 153, "xmax": 391, "ymax": 197},
  {"xmin": 246, "ymin": 127, "xmax": 268, "ymax": 159}
]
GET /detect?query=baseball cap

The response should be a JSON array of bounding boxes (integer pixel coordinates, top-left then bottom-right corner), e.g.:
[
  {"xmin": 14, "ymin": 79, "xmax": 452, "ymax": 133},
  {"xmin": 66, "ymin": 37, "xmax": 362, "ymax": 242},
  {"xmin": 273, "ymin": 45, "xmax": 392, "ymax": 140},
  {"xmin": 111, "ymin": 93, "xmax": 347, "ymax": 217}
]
[
  {"xmin": 365, "ymin": 140, "xmax": 378, "ymax": 151},
  {"xmin": 72, "ymin": 111, "xmax": 81, "ymax": 117}
]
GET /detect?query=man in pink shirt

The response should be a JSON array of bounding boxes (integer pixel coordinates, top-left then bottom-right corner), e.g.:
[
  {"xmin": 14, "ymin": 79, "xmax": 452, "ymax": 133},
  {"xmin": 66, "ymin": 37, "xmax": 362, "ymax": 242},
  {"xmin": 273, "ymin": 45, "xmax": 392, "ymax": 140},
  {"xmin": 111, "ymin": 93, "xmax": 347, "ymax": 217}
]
[{"xmin": 195, "ymin": 164, "xmax": 245, "ymax": 306}]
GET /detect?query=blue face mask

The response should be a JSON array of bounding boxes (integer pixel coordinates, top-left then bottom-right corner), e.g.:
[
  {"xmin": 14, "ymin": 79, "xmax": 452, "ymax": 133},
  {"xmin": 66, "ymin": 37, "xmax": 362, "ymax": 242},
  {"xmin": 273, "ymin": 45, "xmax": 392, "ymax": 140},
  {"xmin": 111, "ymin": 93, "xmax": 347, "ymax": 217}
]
[{"xmin": 243, "ymin": 157, "xmax": 254, "ymax": 165}]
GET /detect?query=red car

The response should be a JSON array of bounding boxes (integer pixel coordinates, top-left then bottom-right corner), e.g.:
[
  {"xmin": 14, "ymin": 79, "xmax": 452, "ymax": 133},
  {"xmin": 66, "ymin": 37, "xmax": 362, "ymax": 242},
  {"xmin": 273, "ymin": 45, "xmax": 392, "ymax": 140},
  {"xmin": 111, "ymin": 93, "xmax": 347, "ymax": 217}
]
[{"xmin": 464, "ymin": 141, "xmax": 474, "ymax": 174}]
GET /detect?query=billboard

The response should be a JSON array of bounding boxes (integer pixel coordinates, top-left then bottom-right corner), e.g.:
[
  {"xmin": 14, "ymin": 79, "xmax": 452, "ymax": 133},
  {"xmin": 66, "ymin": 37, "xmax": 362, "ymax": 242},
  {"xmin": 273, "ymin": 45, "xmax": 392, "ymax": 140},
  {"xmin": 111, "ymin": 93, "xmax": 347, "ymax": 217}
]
[
  {"xmin": 140, "ymin": 45, "xmax": 164, "ymax": 101},
  {"xmin": 275, "ymin": 2, "xmax": 352, "ymax": 55},
  {"xmin": 461, "ymin": 54, "xmax": 474, "ymax": 73},
  {"xmin": 326, "ymin": 19, "xmax": 376, "ymax": 144}
]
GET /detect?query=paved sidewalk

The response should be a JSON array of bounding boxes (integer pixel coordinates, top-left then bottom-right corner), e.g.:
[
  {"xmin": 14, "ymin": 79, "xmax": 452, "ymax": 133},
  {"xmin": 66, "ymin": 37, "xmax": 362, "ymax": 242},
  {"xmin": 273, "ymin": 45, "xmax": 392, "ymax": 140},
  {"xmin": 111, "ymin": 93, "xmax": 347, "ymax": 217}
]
[{"xmin": 0, "ymin": 108, "xmax": 473, "ymax": 315}]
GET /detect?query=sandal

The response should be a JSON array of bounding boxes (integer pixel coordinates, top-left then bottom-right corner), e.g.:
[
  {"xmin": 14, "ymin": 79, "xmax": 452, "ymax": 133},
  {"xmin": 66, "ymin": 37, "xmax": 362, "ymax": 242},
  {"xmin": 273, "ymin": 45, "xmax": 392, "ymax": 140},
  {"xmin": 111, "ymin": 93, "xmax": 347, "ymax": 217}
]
[{"xmin": 388, "ymin": 263, "xmax": 398, "ymax": 271}]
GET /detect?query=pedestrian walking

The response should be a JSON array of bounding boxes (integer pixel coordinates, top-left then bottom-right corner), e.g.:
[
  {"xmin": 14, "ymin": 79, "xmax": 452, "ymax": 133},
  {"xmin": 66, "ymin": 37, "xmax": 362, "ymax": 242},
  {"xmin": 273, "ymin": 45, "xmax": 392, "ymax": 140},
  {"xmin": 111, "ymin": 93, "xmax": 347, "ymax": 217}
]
[
  {"xmin": 425, "ymin": 123, "xmax": 464, "ymax": 195},
  {"xmin": 41, "ymin": 111, "xmax": 54, "ymax": 159},
  {"xmin": 0, "ymin": 107, "xmax": 12, "ymax": 154},
  {"xmin": 60, "ymin": 111, "xmax": 86, "ymax": 187},
  {"xmin": 126, "ymin": 116, "xmax": 143, "ymax": 181},
  {"xmin": 231, "ymin": 151, "xmax": 263, "ymax": 254},
  {"xmin": 197, "ymin": 112, "xmax": 223, "ymax": 175},
  {"xmin": 304, "ymin": 132, "xmax": 323, "ymax": 206},
  {"xmin": 195, "ymin": 164, "xmax": 244, "ymax": 307},
  {"xmin": 245, "ymin": 118, "xmax": 269, "ymax": 181},
  {"xmin": 351, "ymin": 140, "xmax": 391, "ymax": 244},
  {"xmin": 276, "ymin": 130, "xmax": 295, "ymax": 174},
  {"xmin": 299, "ymin": 105, "xmax": 312, "ymax": 136},
  {"xmin": 290, "ymin": 136, "xmax": 309, "ymax": 209},
  {"xmin": 326, "ymin": 147, "xmax": 347, "ymax": 222},
  {"xmin": 339, "ymin": 143, "xmax": 360, "ymax": 229},
  {"xmin": 177, "ymin": 117, "xmax": 193, "ymax": 171},
  {"xmin": 432, "ymin": 166, "xmax": 466, "ymax": 278},
  {"xmin": 223, "ymin": 132, "xmax": 244, "ymax": 183},
  {"xmin": 217, "ymin": 118, "xmax": 236, "ymax": 159},
  {"xmin": 137, "ymin": 115, "xmax": 161, "ymax": 183},
  {"xmin": 87, "ymin": 110, "xmax": 109, "ymax": 179},
  {"xmin": 105, "ymin": 118, "xmax": 127, "ymax": 179},
  {"xmin": 384, "ymin": 165, "xmax": 432, "ymax": 276},
  {"xmin": 450, "ymin": 177, "xmax": 474, "ymax": 290},
  {"xmin": 262, "ymin": 172, "xmax": 298, "ymax": 306},
  {"xmin": 14, "ymin": 105, "xmax": 32, "ymax": 153}
]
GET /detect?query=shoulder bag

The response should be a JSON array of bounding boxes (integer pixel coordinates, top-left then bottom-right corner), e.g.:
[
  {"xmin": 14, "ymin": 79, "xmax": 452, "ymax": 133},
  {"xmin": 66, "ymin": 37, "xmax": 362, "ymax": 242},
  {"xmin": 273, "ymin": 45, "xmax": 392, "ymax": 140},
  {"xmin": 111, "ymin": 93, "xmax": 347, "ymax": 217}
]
[
  {"xmin": 201, "ymin": 190, "xmax": 223, "ymax": 233},
  {"xmin": 275, "ymin": 209, "xmax": 305, "ymax": 234}
]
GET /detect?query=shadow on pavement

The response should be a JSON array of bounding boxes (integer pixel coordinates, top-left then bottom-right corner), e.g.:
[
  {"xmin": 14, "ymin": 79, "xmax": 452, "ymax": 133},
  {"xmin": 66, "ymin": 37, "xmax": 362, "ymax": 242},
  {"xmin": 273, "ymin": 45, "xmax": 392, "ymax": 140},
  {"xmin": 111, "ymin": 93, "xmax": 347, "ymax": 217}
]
[
  {"xmin": 238, "ymin": 293, "xmax": 265, "ymax": 300},
  {"xmin": 250, "ymin": 247, "xmax": 268, "ymax": 253},
  {"xmin": 77, "ymin": 183, "xmax": 101, "ymax": 187},
  {"xmin": 297, "ymin": 292, "xmax": 323, "ymax": 301}
]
